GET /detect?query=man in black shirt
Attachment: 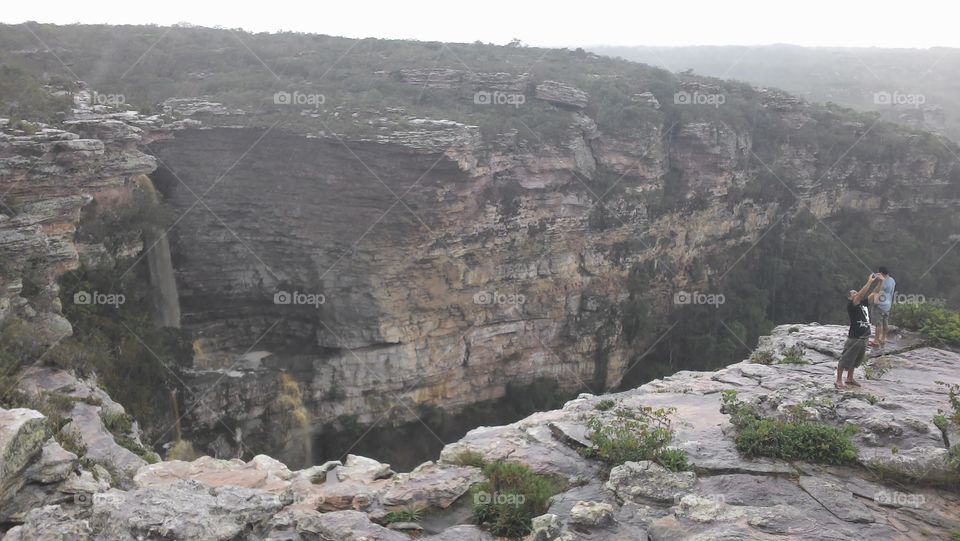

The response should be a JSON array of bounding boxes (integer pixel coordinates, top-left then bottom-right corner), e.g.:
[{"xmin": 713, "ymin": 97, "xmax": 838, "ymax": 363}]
[{"xmin": 837, "ymin": 273, "xmax": 884, "ymax": 389}]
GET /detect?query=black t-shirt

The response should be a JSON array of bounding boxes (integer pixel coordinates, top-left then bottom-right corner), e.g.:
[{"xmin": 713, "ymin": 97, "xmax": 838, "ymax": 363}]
[{"xmin": 848, "ymin": 298, "xmax": 871, "ymax": 338}]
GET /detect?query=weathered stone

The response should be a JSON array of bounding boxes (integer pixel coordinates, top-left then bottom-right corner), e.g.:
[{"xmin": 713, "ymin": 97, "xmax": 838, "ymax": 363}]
[
  {"xmin": 420, "ymin": 524, "xmax": 494, "ymax": 540},
  {"xmin": 381, "ymin": 462, "xmax": 483, "ymax": 510},
  {"xmin": 0, "ymin": 409, "xmax": 49, "ymax": 516},
  {"xmin": 24, "ymin": 441, "xmax": 77, "ymax": 484},
  {"xmin": 605, "ymin": 460, "xmax": 697, "ymax": 504},
  {"xmin": 535, "ymin": 80, "xmax": 589, "ymax": 108},
  {"xmin": 268, "ymin": 508, "xmax": 410, "ymax": 541},
  {"xmin": 569, "ymin": 500, "xmax": 616, "ymax": 527},
  {"xmin": 2, "ymin": 505, "xmax": 93, "ymax": 541}
]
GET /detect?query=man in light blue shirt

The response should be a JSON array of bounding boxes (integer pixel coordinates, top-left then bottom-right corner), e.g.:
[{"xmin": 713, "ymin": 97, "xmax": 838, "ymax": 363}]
[{"xmin": 870, "ymin": 266, "xmax": 896, "ymax": 349}]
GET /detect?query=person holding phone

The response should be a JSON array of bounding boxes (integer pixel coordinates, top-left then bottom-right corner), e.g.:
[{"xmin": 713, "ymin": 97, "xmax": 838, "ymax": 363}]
[
  {"xmin": 869, "ymin": 266, "xmax": 896, "ymax": 349},
  {"xmin": 837, "ymin": 273, "xmax": 885, "ymax": 389}
]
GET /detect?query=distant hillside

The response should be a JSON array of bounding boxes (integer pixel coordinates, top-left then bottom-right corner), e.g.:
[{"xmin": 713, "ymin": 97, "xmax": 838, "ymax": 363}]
[{"xmin": 590, "ymin": 44, "xmax": 960, "ymax": 141}]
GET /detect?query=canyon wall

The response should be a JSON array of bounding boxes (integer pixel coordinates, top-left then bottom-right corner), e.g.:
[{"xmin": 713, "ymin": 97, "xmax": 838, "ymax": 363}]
[{"xmin": 146, "ymin": 82, "xmax": 960, "ymax": 461}]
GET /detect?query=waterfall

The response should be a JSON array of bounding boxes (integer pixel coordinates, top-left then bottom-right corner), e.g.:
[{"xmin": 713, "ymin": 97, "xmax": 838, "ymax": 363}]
[
  {"xmin": 277, "ymin": 373, "xmax": 313, "ymax": 468},
  {"xmin": 136, "ymin": 175, "xmax": 181, "ymax": 328},
  {"xmin": 145, "ymin": 228, "xmax": 181, "ymax": 328}
]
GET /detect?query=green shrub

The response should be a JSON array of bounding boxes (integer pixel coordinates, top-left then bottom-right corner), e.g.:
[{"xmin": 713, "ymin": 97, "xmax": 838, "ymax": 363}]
[
  {"xmin": 102, "ymin": 410, "xmax": 134, "ymax": 435},
  {"xmin": 581, "ymin": 406, "xmax": 689, "ymax": 471},
  {"xmin": 750, "ymin": 349, "xmax": 774, "ymax": 365},
  {"xmin": 891, "ymin": 302, "xmax": 960, "ymax": 346},
  {"xmin": 948, "ymin": 445, "xmax": 960, "ymax": 475},
  {"xmin": 450, "ymin": 449, "xmax": 487, "ymax": 469},
  {"xmin": 655, "ymin": 448, "xmax": 691, "ymax": 472},
  {"xmin": 471, "ymin": 460, "xmax": 564, "ymax": 538},
  {"xmin": 721, "ymin": 390, "xmax": 858, "ymax": 464},
  {"xmin": 100, "ymin": 410, "xmax": 158, "ymax": 463},
  {"xmin": 595, "ymin": 399, "xmax": 615, "ymax": 411},
  {"xmin": 55, "ymin": 429, "xmax": 88, "ymax": 458},
  {"xmin": 384, "ymin": 508, "xmax": 422, "ymax": 524},
  {"xmin": 778, "ymin": 345, "xmax": 808, "ymax": 365}
]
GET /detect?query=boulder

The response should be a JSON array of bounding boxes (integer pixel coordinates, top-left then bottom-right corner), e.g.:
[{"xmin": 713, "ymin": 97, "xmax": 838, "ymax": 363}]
[
  {"xmin": 380, "ymin": 462, "xmax": 483, "ymax": 510},
  {"xmin": 0, "ymin": 409, "xmax": 49, "ymax": 515},
  {"xmin": 569, "ymin": 500, "xmax": 616, "ymax": 527},
  {"xmin": 605, "ymin": 461, "xmax": 697, "ymax": 504}
]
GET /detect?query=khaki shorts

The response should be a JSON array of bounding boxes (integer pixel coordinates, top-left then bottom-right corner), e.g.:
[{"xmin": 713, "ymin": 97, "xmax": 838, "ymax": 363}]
[{"xmin": 839, "ymin": 337, "xmax": 868, "ymax": 370}]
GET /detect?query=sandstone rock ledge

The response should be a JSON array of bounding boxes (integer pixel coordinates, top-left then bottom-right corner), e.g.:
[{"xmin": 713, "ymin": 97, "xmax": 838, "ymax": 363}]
[{"xmin": 3, "ymin": 323, "xmax": 960, "ymax": 540}]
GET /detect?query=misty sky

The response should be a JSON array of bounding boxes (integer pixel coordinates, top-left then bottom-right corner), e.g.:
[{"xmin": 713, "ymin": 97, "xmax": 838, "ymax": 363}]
[{"xmin": 3, "ymin": 0, "xmax": 959, "ymax": 48}]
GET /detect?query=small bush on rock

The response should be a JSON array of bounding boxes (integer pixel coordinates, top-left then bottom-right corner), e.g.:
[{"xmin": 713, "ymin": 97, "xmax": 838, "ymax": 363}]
[
  {"xmin": 778, "ymin": 345, "xmax": 808, "ymax": 365},
  {"xmin": 750, "ymin": 349, "xmax": 775, "ymax": 365},
  {"xmin": 384, "ymin": 508, "xmax": 422, "ymax": 523},
  {"xmin": 581, "ymin": 406, "xmax": 689, "ymax": 471},
  {"xmin": 450, "ymin": 449, "xmax": 487, "ymax": 468},
  {"xmin": 721, "ymin": 390, "xmax": 858, "ymax": 464},
  {"xmin": 471, "ymin": 460, "xmax": 564, "ymax": 538},
  {"xmin": 595, "ymin": 399, "xmax": 615, "ymax": 411}
]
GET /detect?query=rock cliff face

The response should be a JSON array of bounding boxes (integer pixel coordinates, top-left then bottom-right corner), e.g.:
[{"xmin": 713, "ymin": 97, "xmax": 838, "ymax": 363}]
[
  {"xmin": 144, "ymin": 79, "xmax": 960, "ymax": 461},
  {"xmin": 3, "ymin": 324, "xmax": 959, "ymax": 540},
  {"xmin": 0, "ymin": 90, "xmax": 181, "ymax": 339}
]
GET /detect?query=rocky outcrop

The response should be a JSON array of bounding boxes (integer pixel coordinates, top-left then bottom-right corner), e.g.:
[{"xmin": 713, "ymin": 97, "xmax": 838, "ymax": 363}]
[
  {"xmin": 0, "ymin": 409, "xmax": 49, "ymax": 510},
  {"xmin": 5, "ymin": 324, "xmax": 960, "ymax": 540},
  {"xmin": 394, "ymin": 69, "xmax": 531, "ymax": 93},
  {"xmin": 534, "ymin": 80, "xmax": 589, "ymax": 109},
  {"xmin": 0, "ymin": 91, "xmax": 177, "ymax": 341},
  {"xmin": 16, "ymin": 366, "xmax": 159, "ymax": 486}
]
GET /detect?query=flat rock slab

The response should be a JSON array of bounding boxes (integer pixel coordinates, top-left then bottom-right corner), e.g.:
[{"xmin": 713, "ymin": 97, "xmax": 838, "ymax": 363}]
[
  {"xmin": 798, "ymin": 476, "xmax": 875, "ymax": 524},
  {"xmin": 380, "ymin": 462, "xmax": 483, "ymax": 510}
]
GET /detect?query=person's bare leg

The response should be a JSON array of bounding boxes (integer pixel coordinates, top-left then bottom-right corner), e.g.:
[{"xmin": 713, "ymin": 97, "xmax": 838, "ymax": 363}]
[
  {"xmin": 835, "ymin": 365, "xmax": 846, "ymax": 388},
  {"xmin": 845, "ymin": 368, "xmax": 860, "ymax": 386}
]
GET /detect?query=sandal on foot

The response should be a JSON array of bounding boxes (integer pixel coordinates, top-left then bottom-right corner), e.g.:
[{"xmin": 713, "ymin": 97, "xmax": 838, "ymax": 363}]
[{"xmin": 834, "ymin": 382, "xmax": 846, "ymax": 390}]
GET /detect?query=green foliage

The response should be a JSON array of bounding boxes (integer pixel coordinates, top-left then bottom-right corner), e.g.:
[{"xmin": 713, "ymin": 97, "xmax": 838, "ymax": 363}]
[
  {"xmin": 778, "ymin": 345, "xmax": 808, "ymax": 365},
  {"xmin": 449, "ymin": 449, "xmax": 487, "ymax": 468},
  {"xmin": 102, "ymin": 410, "xmax": 134, "ymax": 435},
  {"xmin": 655, "ymin": 448, "xmax": 691, "ymax": 473},
  {"xmin": 721, "ymin": 391, "xmax": 858, "ymax": 464},
  {"xmin": 581, "ymin": 406, "xmax": 689, "ymax": 471},
  {"xmin": 935, "ymin": 382, "xmax": 960, "ymax": 463},
  {"xmin": 892, "ymin": 302, "xmax": 960, "ymax": 346},
  {"xmin": 384, "ymin": 508, "xmax": 422, "ymax": 524},
  {"xmin": 864, "ymin": 358, "xmax": 894, "ymax": 381},
  {"xmin": 471, "ymin": 460, "xmax": 564, "ymax": 538},
  {"xmin": 99, "ymin": 410, "xmax": 158, "ymax": 463},
  {"xmin": 56, "ymin": 429, "xmax": 88, "ymax": 458},
  {"xmin": 750, "ymin": 349, "xmax": 774, "ymax": 365},
  {"xmin": 595, "ymin": 399, "xmax": 616, "ymax": 411},
  {"xmin": 942, "ymin": 382, "xmax": 960, "ymax": 427},
  {"xmin": 0, "ymin": 63, "xmax": 72, "ymax": 123},
  {"xmin": 948, "ymin": 445, "xmax": 960, "ymax": 476}
]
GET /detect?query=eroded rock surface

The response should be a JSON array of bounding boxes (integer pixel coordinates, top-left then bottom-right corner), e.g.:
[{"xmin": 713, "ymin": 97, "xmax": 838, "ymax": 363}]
[{"xmin": 4, "ymin": 324, "xmax": 960, "ymax": 540}]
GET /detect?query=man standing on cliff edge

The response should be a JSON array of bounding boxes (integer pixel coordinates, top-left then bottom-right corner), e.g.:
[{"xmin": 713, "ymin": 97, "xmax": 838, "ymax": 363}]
[{"xmin": 837, "ymin": 273, "xmax": 884, "ymax": 389}]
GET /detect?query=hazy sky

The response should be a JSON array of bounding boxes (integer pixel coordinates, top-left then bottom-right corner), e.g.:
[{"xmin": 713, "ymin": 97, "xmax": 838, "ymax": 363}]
[{"xmin": 3, "ymin": 0, "xmax": 959, "ymax": 48}]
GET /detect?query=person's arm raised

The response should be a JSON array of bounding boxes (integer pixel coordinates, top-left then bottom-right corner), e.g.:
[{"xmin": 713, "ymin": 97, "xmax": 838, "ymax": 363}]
[{"xmin": 852, "ymin": 274, "xmax": 877, "ymax": 305}]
